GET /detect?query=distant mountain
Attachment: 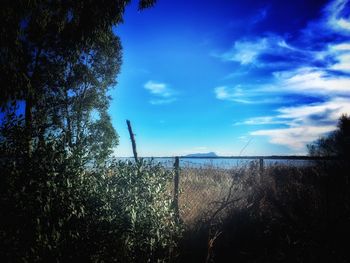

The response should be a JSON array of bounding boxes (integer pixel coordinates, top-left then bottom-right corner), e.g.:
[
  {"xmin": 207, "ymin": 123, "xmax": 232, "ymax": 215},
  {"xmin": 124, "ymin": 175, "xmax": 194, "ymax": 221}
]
[{"xmin": 185, "ymin": 152, "xmax": 218, "ymax": 157}]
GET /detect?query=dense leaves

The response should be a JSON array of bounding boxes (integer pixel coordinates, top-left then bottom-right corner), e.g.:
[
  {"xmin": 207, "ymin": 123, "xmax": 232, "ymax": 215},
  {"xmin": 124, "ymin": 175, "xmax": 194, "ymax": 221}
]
[
  {"xmin": 0, "ymin": 1, "xmax": 183, "ymax": 262},
  {"xmin": 0, "ymin": 0, "xmax": 155, "ymax": 163},
  {"xmin": 0, "ymin": 136, "xmax": 180, "ymax": 262},
  {"xmin": 308, "ymin": 115, "xmax": 350, "ymax": 161}
]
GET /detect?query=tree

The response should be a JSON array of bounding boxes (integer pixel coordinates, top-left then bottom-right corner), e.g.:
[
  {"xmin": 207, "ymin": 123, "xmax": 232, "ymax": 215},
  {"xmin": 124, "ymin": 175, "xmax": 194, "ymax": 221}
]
[
  {"xmin": 0, "ymin": 0, "xmax": 156, "ymax": 164},
  {"xmin": 0, "ymin": 1, "xmax": 183, "ymax": 261},
  {"xmin": 307, "ymin": 114, "xmax": 350, "ymax": 160}
]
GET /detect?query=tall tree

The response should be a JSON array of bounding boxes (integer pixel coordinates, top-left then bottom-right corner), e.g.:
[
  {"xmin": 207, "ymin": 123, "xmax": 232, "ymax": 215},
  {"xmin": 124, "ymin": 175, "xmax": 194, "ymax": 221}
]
[
  {"xmin": 308, "ymin": 114, "xmax": 350, "ymax": 160},
  {"xmin": 0, "ymin": 0, "xmax": 156, "ymax": 163}
]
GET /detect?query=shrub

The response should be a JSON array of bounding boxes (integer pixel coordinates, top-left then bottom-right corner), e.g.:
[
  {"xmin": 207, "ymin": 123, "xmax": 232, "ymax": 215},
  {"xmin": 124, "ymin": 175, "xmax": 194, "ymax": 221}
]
[{"xmin": 0, "ymin": 141, "xmax": 182, "ymax": 262}]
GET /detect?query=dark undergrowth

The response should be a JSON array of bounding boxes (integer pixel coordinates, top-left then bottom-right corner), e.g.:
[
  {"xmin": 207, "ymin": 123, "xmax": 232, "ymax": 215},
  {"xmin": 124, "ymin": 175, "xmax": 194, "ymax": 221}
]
[
  {"xmin": 178, "ymin": 162, "xmax": 350, "ymax": 263},
  {"xmin": 1, "ymin": 140, "xmax": 349, "ymax": 263}
]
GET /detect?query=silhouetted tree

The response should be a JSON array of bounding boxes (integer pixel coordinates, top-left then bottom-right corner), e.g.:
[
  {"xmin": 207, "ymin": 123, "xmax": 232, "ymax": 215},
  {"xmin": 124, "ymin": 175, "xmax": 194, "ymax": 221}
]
[
  {"xmin": 0, "ymin": 0, "xmax": 155, "ymax": 164},
  {"xmin": 308, "ymin": 114, "xmax": 350, "ymax": 161},
  {"xmin": 0, "ymin": 1, "xmax": 183, "ymax": 262}
]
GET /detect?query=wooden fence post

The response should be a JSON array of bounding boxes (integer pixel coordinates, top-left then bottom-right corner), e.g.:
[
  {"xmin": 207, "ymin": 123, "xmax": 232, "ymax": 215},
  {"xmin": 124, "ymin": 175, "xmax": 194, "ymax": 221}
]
[
  {"xmin": 126, "ymin": 120, "xmax": 138, "ymax": 163},
  {"xmin": 173, "ymin": 156, "xmax": 180, "ymax": 221},
  {"xmin": 259, "ymin": 158, "xmax": 264, "ymax": 181}
]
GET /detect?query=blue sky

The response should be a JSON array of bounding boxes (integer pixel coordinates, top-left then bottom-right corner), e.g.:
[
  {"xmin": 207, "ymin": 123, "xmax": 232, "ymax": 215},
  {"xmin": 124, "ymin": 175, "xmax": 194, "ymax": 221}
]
[{"xmin": 111, "ymin": 0, "xmax": 350, "ymax": 157}]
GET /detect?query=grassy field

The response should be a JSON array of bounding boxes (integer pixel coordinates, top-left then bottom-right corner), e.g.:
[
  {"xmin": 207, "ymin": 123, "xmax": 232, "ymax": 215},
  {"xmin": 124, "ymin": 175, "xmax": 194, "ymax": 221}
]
[
  {"xmin": 175, "ymin": 161, "xmax": 350, "ymax": 262},
  {"xmin": 178, "ymin": 164, "xmax": 252, "ymax": 225}
]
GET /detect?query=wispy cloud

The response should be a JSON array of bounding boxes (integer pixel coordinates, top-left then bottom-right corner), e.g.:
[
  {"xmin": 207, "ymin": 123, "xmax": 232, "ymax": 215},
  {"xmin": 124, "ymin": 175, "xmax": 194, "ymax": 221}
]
[
  {"xmin": 215, "ymin": 0, "xmax": 350, "ymax": 152},
  {"xmin": 220, "ymin": 66, "xmax": 350, "ymax": 100},
  {"xmin": 214, "ymin": 86, "xmax": 250, "ymax": 103},
  {"xmin": 276, "ymin": 97, "xmax": 350, "ymax": 124},
  {"xmin": 325, "ymin": 0, "xmax": 350, "ymax": 34},
  {"xmin": 234, "ymin": 116, "xmax": 288, "ymax": 126},
  {"xmin": 249, "ymin": 97, "xmax": 350, "ymax": 151},
  {"xmin": 329, "ymin": 42, "xmax": 350, "ymax": 72},
  {"xmin": 144, "ymin": 81, "xmax": 176, "ymax": 105},
  {"xmin": 271, "ymin": 67, "xmax": 350, "ymax": 95},
  {"xmin": 251, "ymin": 125, "xmax": 335, "ymax": 151},
  {"xmin": 218, "ymin": 0, "xmax": 350, "ymax": 70},
  {"xmin": 219, "ymin": 35, "xmax": 324, "ymax": 68},
  {"xmin": 214, "ymin": 0, "xmax": 350, "ymax": 152},
  {"xmin": 144, "ymin": 81, "xmax": 172, "ymax": 97},
  {"xmin": 221, "ymin": 38, "xmax": 270, "ymax": 65},
  {"xmin": 214, "ymin": 85, "xmax": 284, "ymax": 104}
]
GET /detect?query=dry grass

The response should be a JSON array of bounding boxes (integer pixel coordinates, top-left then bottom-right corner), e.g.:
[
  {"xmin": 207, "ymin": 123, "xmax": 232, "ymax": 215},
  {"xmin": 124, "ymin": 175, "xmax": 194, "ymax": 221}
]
[
  {"xmin": 177, "ymin": 161, "xmax": 262, "ymax": 225},
  {"xmin": 178, "ymin": 161, "xmax": 350, "ymax": 262}
]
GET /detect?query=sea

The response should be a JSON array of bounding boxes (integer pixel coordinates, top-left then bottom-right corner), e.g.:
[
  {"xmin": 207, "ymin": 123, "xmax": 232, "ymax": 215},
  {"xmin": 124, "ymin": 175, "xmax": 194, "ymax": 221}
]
[{"xmin": 115, "ymin": 157, "xmax": 313, "ymax": 169}]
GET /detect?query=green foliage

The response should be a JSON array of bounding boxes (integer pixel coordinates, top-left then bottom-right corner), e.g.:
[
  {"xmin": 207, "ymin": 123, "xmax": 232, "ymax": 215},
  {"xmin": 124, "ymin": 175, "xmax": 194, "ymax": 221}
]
[
  {"xmin": 308, "ymin": 114, "xmax": 350, "ymax": 160},
  {"xmin": 0, "ymin": 0, "xmax": 155, "ymax": 164},
  {"xmin": 0, "ymin": 143, "xmax": 181, "ymax": 262},
  {"xmin": 108, "ymin": 159, "xmax": 182, "ymax": 261},
  {"xmin": 0, "ymin": 1, "xmax": 182, "ymax": 262}
]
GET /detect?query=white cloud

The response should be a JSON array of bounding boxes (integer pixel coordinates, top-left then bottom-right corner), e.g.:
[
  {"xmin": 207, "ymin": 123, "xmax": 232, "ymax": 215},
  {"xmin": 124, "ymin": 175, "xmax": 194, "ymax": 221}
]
[
  {"xmin": 221, "ymin": 38, "xmax": 270, "ymax": 65},
  {"xmin": 216, "ymin": 45, "xmax": 350, "ymax": 103},
  {"xmin": 144, "ymin": 81, "xmax": 173, "ymax": 97},
  {"xmin": 144, "ymin": 81, "xmax": 176, "ymax": 104},
  {"xmin": 215, "ymin": 0, "xmax": 350, "ymax": 152},
  {"xmin": 326, "ymin": 42, "xmax": 350, "ymax": 73},
  {"xmin": 302, "ymin": 0, "xmax": 350, "ymax": 38},
  {"xmin": 275, "ymin": 67, "xmax": 350, "ymax": 94},
  {"xmin": 214, "ymin": 85, "xmax": 285, "ymax": 104},
  {"xmin": 330, "ymin": 43, "xmax": 350, "ymax": 51},
  {"xmin": 234, "ymin": 116, "xmax": 288, "ymax": 126},
  {"xmin": 218, "ymin": 0, "xmax": 350, "ymax": 73},
  {"xmin": 332, "ymin": 54, "xmax": 350, "ymax": 72},
  {"xmin": 214, "ymin": 86, "xmax": 252, "ymax": 103},
  {"xmin": 219, "ymin": 35, "xmax": 324, "ymax": 67},
  {"xmin": 226, "ymin": 67, "xmax": 350, "ymax": 100},
  {"xmin": 249, "ymin": 97, "xmax": 350, "ymax": 151},
  {"xmin": 251, "ymin": 125, "xmax": 335, "ymax": 150},
  {"xmin": 215, "ymin": 86, "xmax": 243, "ymax": 99},
  {"xmin": 276, "ymin": 97, "xmax": 350, "ymax": 123},
  {"xmin": 325, "ymin": 0, "xmax": 350, "ymax": 34}
]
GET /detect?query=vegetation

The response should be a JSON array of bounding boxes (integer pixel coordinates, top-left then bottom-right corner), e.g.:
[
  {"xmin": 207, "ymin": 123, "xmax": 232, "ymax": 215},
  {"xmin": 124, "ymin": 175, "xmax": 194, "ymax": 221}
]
[
  {"xmin": 177, "ymin": 162, "xmax": 350, "ymax": 263},
  {"xmin": 308, "ymin": 114, "xmax": 350, "ymax": 161},
  {"xmin": 1, "ymin": 1, "xmax": 350, "ymax": 262},
  {"xmin": 0, "ymin": 145, "xmax": 181, "ymax": 261},
  {"xmin": 176, "ymin": 118, "xmax": 350, "ymax": 262},
  {"xmin": 0, "ymin": 0, "xmax": 157, "ymax": 163},
  {"xmin": 1, "ymin": 1, "xmax": 182, "ymax": 262}
]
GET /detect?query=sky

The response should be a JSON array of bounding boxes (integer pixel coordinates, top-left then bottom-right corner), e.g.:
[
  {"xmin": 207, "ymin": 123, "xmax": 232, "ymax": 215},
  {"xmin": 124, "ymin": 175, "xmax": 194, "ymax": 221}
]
[{"xmin": 110, "ymin": 0, "xmax": 350, "ymax": 157}]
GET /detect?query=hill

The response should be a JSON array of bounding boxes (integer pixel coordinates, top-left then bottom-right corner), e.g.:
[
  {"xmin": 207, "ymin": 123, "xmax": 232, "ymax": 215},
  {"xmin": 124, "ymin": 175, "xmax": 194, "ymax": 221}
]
[{"xmin": 185, "ymin": 152, "xmax": 218, "ymax": 157}]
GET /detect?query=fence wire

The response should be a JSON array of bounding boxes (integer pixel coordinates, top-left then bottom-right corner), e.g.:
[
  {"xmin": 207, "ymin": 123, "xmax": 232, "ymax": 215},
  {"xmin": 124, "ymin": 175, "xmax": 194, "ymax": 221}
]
[
  {"xmin": 118, "ymin": 156, "xmax": 320, "ymax": 225},
  {"xmin": 175, "ymin": 159, "xmax": 263, "ymax": 225}
]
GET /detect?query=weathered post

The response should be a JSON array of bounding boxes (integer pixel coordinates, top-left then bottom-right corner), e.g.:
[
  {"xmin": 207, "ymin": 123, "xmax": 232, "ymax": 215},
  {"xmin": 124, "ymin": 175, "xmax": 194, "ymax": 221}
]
[
  {"xmin": 173, "ymin": 156, "xmax": 180, "ymax": 222},
  {"xmin": 126, "ymin": 120, "xmax": 138, "ymax": 163},
  {"xmin": 259, "ymin": 158, "xmax": 264, "ymax": 182}
]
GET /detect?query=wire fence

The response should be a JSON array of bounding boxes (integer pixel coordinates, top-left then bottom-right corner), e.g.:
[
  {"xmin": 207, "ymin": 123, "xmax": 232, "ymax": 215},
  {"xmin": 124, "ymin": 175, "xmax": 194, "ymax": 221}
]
[
  {"xmin": 166, "ymin": 156, "xmax": 333, "ymax": 225},
  {"xmin": 170, "ymin": 157, "xmax": 255, "ymax": 224},
  {"xmin": 118, "ymin": 155, "xmax": 335, "ymax": 225}
]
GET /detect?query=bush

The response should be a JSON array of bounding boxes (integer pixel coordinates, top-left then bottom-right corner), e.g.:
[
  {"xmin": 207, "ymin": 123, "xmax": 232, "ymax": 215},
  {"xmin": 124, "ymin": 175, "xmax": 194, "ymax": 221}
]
[
  {"xmin": 0, "ymin": 141, "xmax": 182, "ymax": 262},
  {"xmin": 308, "ymin": 114, "xmax": 350, "ymax": 161}
]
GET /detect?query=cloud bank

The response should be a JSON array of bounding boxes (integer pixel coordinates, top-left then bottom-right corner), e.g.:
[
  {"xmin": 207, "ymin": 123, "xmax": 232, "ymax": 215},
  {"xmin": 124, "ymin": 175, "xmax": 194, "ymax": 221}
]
[{"xmin": 215, "ymin": 0, "xmax": 350, "ymax": 153}]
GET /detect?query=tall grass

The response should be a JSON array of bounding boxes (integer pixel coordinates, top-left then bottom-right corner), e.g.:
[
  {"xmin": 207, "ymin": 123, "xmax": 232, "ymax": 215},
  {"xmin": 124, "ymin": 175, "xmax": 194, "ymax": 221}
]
[{"xmin": 177, "ymin": 161, "xmax": 350, "ymax": 262}]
